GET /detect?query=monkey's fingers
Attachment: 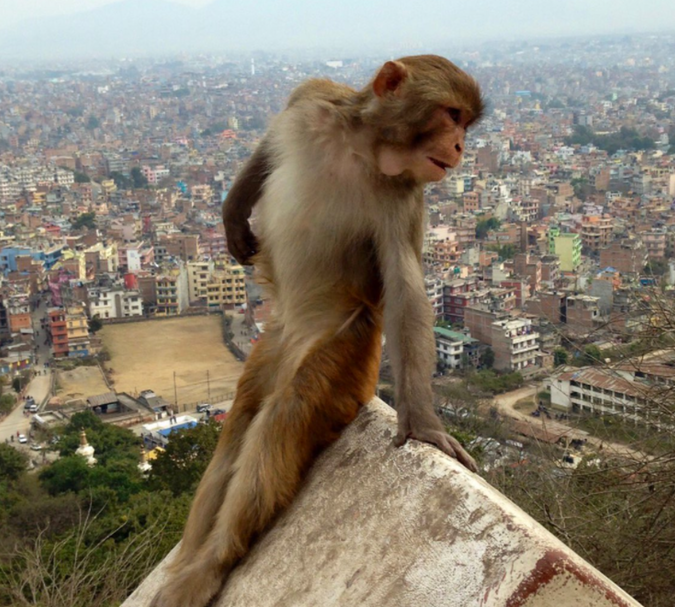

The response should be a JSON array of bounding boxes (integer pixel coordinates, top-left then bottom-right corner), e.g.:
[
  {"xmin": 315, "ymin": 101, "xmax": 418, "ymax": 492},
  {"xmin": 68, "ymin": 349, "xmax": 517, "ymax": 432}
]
[{"xmin": 395, "ymin": 429, "xmax": 478, "ymax": 473}]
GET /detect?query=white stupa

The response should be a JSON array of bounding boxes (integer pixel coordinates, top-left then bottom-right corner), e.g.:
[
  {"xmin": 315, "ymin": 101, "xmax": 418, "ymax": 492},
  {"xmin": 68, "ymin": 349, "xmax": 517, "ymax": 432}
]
[{"xmin": 76, "ymin": 429, "xmax": 97, "ymax": 466}]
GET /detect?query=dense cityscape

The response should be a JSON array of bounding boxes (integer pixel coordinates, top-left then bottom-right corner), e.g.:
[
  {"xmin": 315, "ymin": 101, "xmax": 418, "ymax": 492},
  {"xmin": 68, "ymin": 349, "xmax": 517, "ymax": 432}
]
[{"xmin": 1, "ymin": 29, "xmax": 675, "ymax": 607}]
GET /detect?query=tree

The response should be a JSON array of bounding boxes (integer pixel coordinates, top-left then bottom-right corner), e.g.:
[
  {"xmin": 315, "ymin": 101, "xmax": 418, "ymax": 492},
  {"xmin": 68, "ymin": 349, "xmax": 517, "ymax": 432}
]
[
  {"xmin": 479, "ymin": 347, "xmax": 495, "ymax": 369},
  {"xmin": 553, "ymin": 348, "xmax": 569, "ymax": 367},
  {"xmin": 131, "ymin": 166, "xmax": 148, "ymax": 189},
  {"xmin": 644, "ymin": 259, "xmax": 669, "ymax": 277},
  {"xmin": 88, "ymin": 314, "xmax": 103, "ymax": 334},
  {"xmin": 149, "ymin": 421, "xmax": 221, "ymax": 496},
  {"xmin": 0, "ymin": 443, "xmax": 28, "ymax": 481},
  {"xmin": 488, "ymin": 243, "xmax": 517, "ymax": 260},
  {"xmin": 476, "ymin": 217, "xmax": 501, "ymax": 240},
  {"xmin": 581, "ymin": 344, "xmax": 603, "ymax": 366},
  {"xmin": 39, "ymin": 456, "xmax": 93, "ymax": 496},
  {"xmin": 73, "ymin": 171, "xmax": 90, "ymax": 183},
  {"xmin": 110, "ymin": 171, "xmax": 132, "ymax": 189},
  {"xmin": 72, "ymin": 212, "xmax": 96, "ymax": 231},
  {"xmin": 86, "ymin": 115, "xmax": 100, "ymax": 130}
]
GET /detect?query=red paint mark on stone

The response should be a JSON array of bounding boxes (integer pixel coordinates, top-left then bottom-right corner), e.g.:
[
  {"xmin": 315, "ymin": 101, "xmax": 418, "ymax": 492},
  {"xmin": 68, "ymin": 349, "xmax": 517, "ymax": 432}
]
[{"xmin": 505, "ymin": 549, "xmax": 634, "ymax": 607}]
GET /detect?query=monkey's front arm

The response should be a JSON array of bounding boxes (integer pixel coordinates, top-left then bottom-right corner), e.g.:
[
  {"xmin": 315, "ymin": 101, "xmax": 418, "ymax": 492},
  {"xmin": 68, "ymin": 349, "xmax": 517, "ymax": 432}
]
[
  {"xmin": 376, "ymin": 212, "xmax": 478, "ymax": 472},
  {"xmin": 222, "ymin": 140, "xmax": 273, "ymax": 265}
]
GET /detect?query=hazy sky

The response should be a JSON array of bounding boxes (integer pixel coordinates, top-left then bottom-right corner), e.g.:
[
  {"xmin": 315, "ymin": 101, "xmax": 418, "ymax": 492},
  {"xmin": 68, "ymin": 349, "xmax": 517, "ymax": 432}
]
[
  {"xmin": 1, "ymin": 0, "xmax": 674, "ymax": 59},
  {"xmin": 0, "ymin": 0, "xmax": 210, "ymax": 28}
]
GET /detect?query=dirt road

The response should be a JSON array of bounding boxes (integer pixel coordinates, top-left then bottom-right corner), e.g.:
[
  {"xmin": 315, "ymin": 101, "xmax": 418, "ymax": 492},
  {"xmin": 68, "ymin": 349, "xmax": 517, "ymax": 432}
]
[{"xmin": 492, "ymin": 385, "xmax": 645, "ymax": 460}]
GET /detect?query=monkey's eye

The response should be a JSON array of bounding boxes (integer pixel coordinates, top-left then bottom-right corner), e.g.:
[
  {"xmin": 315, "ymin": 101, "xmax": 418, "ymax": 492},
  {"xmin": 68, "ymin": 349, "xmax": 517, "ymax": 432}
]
[{"xmin": 447, "ymin": 108, "xmax": 462, "ymax": 123}]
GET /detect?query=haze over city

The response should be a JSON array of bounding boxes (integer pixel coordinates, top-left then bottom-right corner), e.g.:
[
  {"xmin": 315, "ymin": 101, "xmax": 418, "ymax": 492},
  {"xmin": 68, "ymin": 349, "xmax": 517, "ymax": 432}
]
[{"xmin": 1, "ymin": 0, "xmax": 675, "ymax": 59}]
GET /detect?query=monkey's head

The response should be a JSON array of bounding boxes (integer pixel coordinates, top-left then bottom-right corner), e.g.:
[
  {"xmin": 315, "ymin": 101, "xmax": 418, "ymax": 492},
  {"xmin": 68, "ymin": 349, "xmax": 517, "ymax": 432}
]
[{"xmin": 359, "ymin": 55, "xmax": 484, "ymax": 184}]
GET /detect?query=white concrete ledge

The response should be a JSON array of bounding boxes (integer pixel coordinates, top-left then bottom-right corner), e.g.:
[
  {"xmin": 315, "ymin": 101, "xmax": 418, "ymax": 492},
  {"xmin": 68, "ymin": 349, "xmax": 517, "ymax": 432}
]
[{"xmin": 123, "ymin": 398, "xmax": 641, "ymax": 607}]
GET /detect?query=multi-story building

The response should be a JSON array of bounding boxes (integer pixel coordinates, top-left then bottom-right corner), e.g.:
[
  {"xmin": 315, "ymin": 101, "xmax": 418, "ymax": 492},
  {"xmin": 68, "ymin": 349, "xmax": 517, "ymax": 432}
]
[
  {"xmin": 548, "ymin": 228, "xmax": 581, "ymax": 272},
  {"xmin": 48, "ymin": 308, "xmax": 69, "ymax": 357},
  {"xmin": 599, "ymin": 239, "xmax": 647, "ymax": 274},
  {"xmin": 442, "ymin": 277, "xmax": 486, "ymax": 325},
  {"xmin": 513, "ymin": 253, "xmax": 541, "ymax": 297},
  {"xmin": 88, "ymin": 286, "xmax": 143, "ymax": 319},
  {"xmin": 156, "ymin": 264, "xmax": 189, "ymax": 316},
  {"xmin": 491, "ymin": 318, "xmax": 540, "ymax": 373},
  {"xmin": 85, "ymin": 241, "xmax": 119, "ymax": 274},
  {"xmin": 434, "ymin": 327, "xmax": 481, "ymax": 369},
  {"xmin": 425, "ymin": 276, "xmax": 444, "ymax": 319},
  {"xmin": 66, "ymin": 305, "xmax": 90, "ymax": 357},
  {"xmin": 187, "ymin": 259, "xmax": 215, "ymax": 303},
  {"xmin": 206, "ymin": 262, "xmax": 246, "ymax": 310},
  {"xmin": 639, "ymin": 228, "xmax": 667, "ymax": 260},
  {"xmin": 565, "ymin": 294, "xmax": 602, "ymax": 333},
  {"xmin": 581, "ymin": 215, "xmax": 613, "ymax": 253},
  {"xmin": 156, "ymin": 234, "xmax": 200, "ymax": 263},
  {"xmin": 550, "ymin": 366, "xmax": 650, "ymax": 421},
  {"xmin": 7, "ymin": 297, "xmax": 31, "ymax": 333}
]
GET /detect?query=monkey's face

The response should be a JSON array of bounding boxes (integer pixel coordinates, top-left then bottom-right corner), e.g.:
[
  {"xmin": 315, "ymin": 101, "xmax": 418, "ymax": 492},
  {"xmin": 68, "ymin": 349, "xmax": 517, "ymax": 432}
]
[
  {"xmin": 368, "ymin": 56, "xmax": 482, "ymax": 184},
  {"xmin": 376, "ymin": 107, "xmax": 468, "ymax": 183}
]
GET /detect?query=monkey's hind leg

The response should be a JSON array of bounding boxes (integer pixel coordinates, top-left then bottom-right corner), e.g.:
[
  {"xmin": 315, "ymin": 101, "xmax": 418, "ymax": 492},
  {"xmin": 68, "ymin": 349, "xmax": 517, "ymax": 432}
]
[
  {"xmin": 166, "ymin": 326, "xmax": 281, "ymax": 573},
  {"xmin": 152, "ymin": 314, "xmax": 381, "ymax": 607}
]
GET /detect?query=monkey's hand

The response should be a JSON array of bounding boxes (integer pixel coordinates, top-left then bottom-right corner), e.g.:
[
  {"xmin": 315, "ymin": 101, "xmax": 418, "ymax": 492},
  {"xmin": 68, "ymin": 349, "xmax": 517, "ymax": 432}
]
[
  {"xmin": 394, "ymin": 408, "xmax": 478, "ymax": 472},
  {"xmin": 224, "ymin": 214, "xmax": 258, "ymax": 266}
]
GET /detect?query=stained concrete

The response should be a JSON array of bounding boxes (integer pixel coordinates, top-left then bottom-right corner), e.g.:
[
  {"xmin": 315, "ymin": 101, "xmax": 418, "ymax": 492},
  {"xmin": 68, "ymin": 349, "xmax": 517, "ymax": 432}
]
[{"xmin": 123, "ymin": 398, "xmax": 641, "ymax": 607}]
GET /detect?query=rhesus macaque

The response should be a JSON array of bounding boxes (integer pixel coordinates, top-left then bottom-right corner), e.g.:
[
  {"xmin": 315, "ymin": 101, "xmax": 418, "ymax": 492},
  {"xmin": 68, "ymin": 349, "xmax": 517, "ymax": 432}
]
[{"xmin": 152, "ymin": 55, "xmax": 483, "ymax": 607}]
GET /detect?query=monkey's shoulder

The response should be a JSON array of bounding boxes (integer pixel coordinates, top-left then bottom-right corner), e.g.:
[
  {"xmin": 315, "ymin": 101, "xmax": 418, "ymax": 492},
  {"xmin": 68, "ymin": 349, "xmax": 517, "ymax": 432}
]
[{"xmin": 286, "ymin": 78, "xmax": 355, "ymax": 110}]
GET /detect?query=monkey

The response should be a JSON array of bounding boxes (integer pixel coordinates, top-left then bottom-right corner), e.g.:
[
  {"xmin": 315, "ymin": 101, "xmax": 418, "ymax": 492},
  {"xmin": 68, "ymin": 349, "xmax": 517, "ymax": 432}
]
[{"xmin": 152, "ymin": 55, "xmax": 484, "ymax": 607}]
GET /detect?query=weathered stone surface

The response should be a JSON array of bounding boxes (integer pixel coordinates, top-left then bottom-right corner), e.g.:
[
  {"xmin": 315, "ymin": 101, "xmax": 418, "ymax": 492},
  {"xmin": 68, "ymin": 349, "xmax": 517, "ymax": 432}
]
[{"xmin": 123, "ymin": 398, "xmax": 641, "ymax": 607}]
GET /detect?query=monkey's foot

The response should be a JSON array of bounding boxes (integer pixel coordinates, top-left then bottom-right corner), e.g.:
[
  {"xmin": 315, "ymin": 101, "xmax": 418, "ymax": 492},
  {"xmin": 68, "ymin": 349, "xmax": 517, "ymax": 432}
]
[
  {"xmin": 150, "ymin": 562, "xmax": 227, "ymax": 607},
  {"xmin": 395, "ymin": 422, "xmax": 478, "ymax": 472}
]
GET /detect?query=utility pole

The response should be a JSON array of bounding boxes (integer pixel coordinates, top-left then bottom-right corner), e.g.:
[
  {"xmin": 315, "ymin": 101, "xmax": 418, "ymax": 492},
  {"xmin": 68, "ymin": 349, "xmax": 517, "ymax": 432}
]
[
  {"xmin": 207, "ymin": 370, "xmax": 211, "ymax": 403},
  {"xmin": 173, "ymin": 371, "xmax": 178, "ymax": 407}
]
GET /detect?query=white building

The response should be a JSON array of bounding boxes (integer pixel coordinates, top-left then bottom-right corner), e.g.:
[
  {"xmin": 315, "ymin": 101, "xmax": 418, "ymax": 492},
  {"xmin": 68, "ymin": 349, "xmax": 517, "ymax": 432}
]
[{"xmin": 88, "ymin": 286, "xmax": 143, "ymax": 319}]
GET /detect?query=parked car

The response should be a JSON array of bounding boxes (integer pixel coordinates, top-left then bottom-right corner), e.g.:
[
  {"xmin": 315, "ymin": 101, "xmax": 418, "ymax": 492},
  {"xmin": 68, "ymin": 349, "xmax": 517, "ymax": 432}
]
[
  {"xmin": 196, "ymin": 403, "xmax": 212, "ymax": 413},
  {"xmin": 30, "ymin": 443, "xmax": 43, "ymax": 451},
  {"xmin": 17, "ymin": 434, "xmax": 27, "ymax": 444},
  {"xmin": 28, "ymin": 404, "xmax": 38, "ymax": 413}
]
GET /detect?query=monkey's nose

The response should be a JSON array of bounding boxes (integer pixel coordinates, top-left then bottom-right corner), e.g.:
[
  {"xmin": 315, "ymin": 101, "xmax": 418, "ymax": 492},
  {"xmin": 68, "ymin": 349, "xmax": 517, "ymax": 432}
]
[{"xmin": 455, "ymin": 142, "xmax": 463, "ymax": 153}]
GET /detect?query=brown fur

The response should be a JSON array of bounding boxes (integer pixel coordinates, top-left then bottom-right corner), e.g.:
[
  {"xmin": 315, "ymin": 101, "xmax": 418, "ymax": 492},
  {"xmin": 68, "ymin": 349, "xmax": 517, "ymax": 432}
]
[{"xmin": 152, "ymin": 55, "xmax": 483, "ymax": 607}]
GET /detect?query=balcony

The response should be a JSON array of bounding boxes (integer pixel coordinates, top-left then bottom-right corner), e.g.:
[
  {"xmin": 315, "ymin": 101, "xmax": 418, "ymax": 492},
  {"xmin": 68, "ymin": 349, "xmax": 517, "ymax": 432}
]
[{"xmin": 121, "ymin": 399, "xmax": 641, "ymax": 607}]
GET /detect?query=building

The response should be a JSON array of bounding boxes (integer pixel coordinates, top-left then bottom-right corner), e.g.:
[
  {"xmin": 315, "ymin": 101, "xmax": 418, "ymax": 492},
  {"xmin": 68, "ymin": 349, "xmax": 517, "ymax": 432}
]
[
  {"xmin": 442, "ymin": 277, "xmax": 485, "ymax": 324},
  {"xmin": 599, "ymin": 239, "xmax": 647, "ymax": 275},
  {"xmin": 48, "ymin": 307, "xmax": 69, "ymax": 357},
  {"xmin": 565, "ymin": 294, "xmax": 602, "ymax": 333},
  {"xmin": 491, "ymin": 318, "xmax": 540, "ymax": 372},
  {"xmin": 66, "ymin": 305, "xmax": 90, "ymax": 357},
  {"xmin": 581, "ymin": 215, "xmax": 613, "ymax": 253},
  {"xmin": 639, "ymin": 228, "xmax": 667, "ymax": 260},
  {"xmin": 548, "ymin": 228, "xmax": 581, "ymax": 272},
  {"xmin": 206, "ymin": 262, "xmax": 246, "ymax": 310},
  {"xmin": 88, "ymin": 286, "xmax": 143, "ymax": 319},
  {"xmin": 550, "ymin": 366, "xmax": 651, "ymax": 422},
  {"xmin": 434, "ymin": 327, "xmax": 481, "ymax": 369},
  {"xmin": 156, "ymin": 264, "xmax": 190, "ymax": 316},
  {"xmin": 187, "ymin": 259, "xmax": 215, "ymax": 303},
  {"xmin": 425, "ymin": 277, "xmax": 444, "ymax": 319},
  {"xmin": 7, "ymin": 297, "xmax": 31, "ymax": 333}
]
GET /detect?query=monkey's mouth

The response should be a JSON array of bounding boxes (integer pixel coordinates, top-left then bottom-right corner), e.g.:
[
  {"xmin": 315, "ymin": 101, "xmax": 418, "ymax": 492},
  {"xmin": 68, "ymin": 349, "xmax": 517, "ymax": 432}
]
[{"xmin": 428, "ymin": 157, "xmax": 451, "ymax": 171}]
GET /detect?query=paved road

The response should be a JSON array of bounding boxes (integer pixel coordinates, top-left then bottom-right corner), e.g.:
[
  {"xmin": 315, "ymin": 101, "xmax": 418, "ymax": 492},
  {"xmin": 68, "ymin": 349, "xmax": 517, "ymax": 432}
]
[
  {"xmin": 0, "ymin": 295, "xmax": 53, "ymax": 444},
  {"xmin": 492, "ymin": 385, "xmax": 644, "ymax": 460}
]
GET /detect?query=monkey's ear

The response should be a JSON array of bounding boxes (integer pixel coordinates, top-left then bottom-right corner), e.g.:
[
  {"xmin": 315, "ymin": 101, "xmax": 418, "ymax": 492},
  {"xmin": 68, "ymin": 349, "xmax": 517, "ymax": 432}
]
[{"xmin": 373, "ymin": 61, "xmax": 408, "ymax": 98}]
